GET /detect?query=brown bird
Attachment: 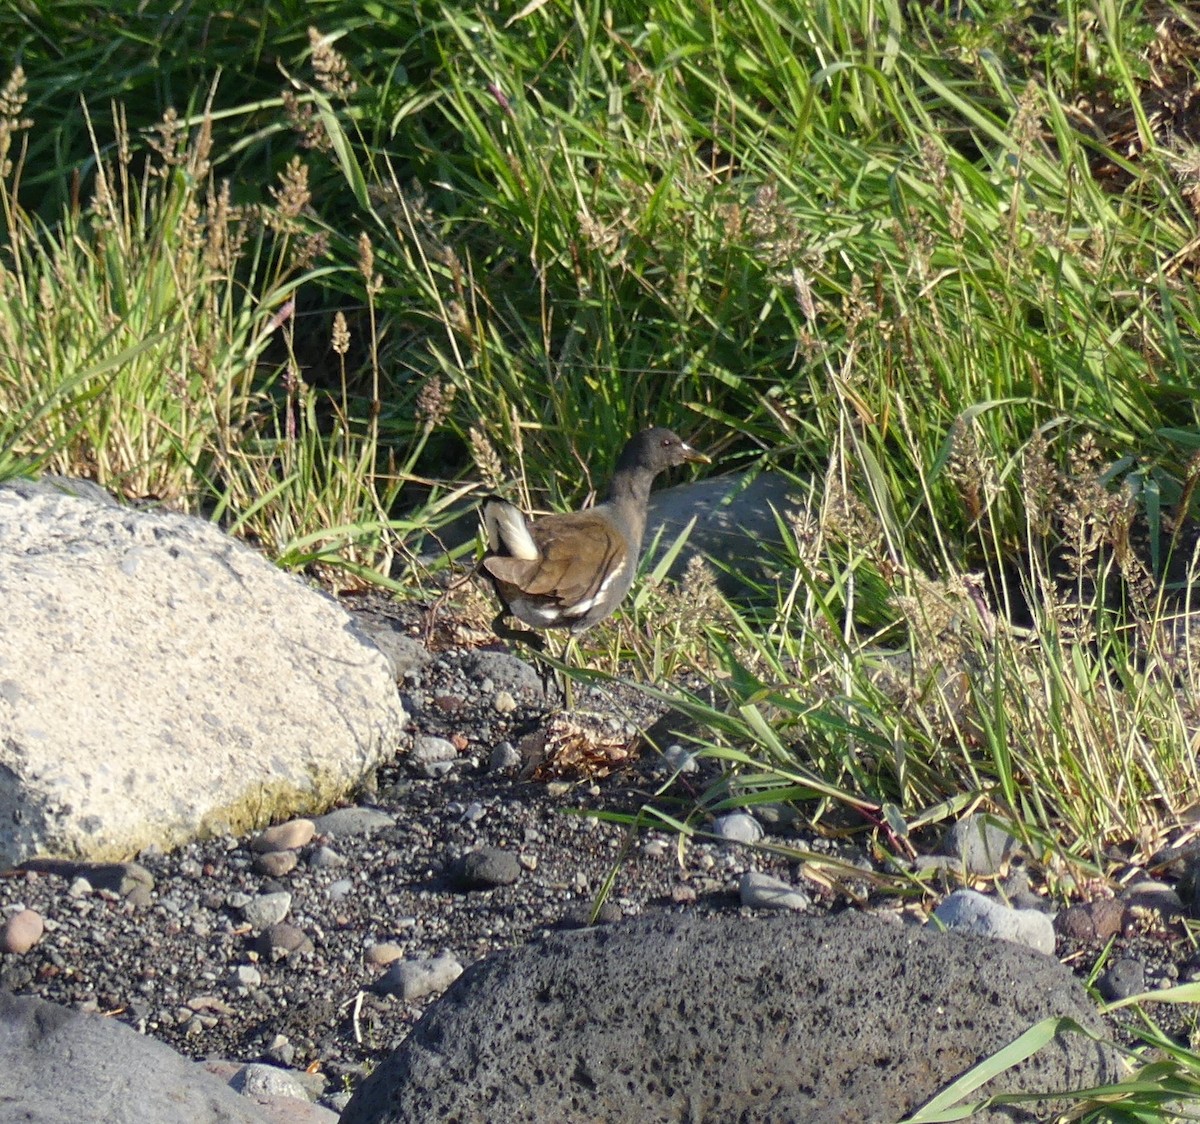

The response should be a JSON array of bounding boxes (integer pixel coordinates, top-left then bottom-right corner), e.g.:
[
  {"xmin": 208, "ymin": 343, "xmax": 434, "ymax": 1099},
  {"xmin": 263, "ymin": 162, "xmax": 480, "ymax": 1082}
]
[{"xmin": 481, "ymin": 427, "xmax": 709, "ymax": 634}]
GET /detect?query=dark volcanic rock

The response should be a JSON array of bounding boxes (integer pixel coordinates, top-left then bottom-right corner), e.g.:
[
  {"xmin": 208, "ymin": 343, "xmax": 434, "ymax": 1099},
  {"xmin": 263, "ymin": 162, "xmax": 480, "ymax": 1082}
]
[{"xmin": 341, "ymin": 911, "xmax": 1119, "ymax": 1124}]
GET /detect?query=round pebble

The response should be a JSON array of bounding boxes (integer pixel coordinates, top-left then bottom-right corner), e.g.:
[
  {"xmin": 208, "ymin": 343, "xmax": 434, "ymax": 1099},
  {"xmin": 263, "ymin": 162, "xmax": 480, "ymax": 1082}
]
[
  {"xmin": 250, "ymin": 818, "xmax": 315, "ymax": 854},
  {"xmin": 257, "ymin": 922, "xmax": 313, "ymax": 960},
  {"xmin": 365, "ymin": 942, "xmax": 404, "ymax": 968},
  {"xmin": 253, "ymin": 850, "xmax": 298, "ymax": 877},
  {"xmin": 713, "ymin": 813, "xmax": 764, "ymax": 845},
  {"xmin": 450, "ymin": 848, "xmax": 521, "ymax": 890},
  {"xmin": 739, "ymin": 872, "xmax": 809, "ymax": 912},
  {"xmin": 1, "ymin": 909, "xmax": 45, "ymax": 954},
  {"xmin": 378, "ymin": 954, "xmax": 463, "ymax": 1001}
]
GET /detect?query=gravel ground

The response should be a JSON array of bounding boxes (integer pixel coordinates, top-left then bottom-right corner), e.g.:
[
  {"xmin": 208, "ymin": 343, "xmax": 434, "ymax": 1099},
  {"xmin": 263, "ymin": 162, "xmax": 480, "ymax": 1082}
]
[{"xmin": 2, "ymin": 593, "xmax": 1198, "ymax": 1109}]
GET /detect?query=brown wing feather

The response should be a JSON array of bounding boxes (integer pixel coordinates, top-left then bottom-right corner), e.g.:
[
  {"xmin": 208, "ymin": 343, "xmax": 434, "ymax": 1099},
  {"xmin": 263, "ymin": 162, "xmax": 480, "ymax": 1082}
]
[{"xmin": 484, "ymin": 511, "xmax": 626, "ymax": 614}]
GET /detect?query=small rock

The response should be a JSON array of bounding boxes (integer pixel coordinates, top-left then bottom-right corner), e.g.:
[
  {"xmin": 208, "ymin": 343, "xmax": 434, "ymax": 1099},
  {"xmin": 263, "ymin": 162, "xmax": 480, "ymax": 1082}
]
[
  {"xmin": 1121, "ymin": 879, "xmax": 1183, "ymax": 918},
  {"xmin": 230, "ymin": 1061, "xmax": 311, "ymax": 1100},
  {"xmin": 308, "ymin": 845, "xmax": 346, "ymax": 869},
  {"xmin": 251, "ymin": 818, "xmax": 315, "ymax": 854},
  {"xmin": 226, "ymin": 965, "xmax": 262, "ymax": 990},
  {"xmin": 253, "ymin": 850, "xmax": 298, "ymax": 877},
  {"xmin": 933, "ymin": 889, "xmax": 1055, "ymax": 955},
  {"xmin": 489, "ymin": 741, "xmax": 522, "ymax": 772},
  {"xmin": 493, "ymin": 690, "xmax": 518, "ymax": 714},
  {"xmin": 310, "ymin": 807, "xmax": 396, "ymax": 838},
  {"xmin": 411, "ymin": 735, "xmax": 457, "ymax": 763},
  {"xmin": 449, "ymin": 848, "xmax": 521, "ymax": 890},
  {"xmin": 560, "ymin": 902, "xmax": 623, "ymax": 928},
  {"xmin": 365, "ymin": 942, "xmax": 404, "ymax": 968},
  {"xmin": 377, "ymin": 955, "xmax": 463, "ymax": 1001},
  {"xmin": 326, "ymin": 879, "xmax": 354, "ymax": 900},
  {"xmin": 1098, "ymin": 957, "xmax": 1145, "ymax": 1002},
  {"xmin": 240, "ymin": 891, "xmax": 292, "ymax": 929},
  {"xmin": 713, "ymin": 813, "xmax": 764, "ymax": 844},
  {"xmin": 944, "ymin": 815, "xmax": 1021, "ymax": 875},
  {"xmin": 1, "ymin": 909, "xmax": 44, "ymax": 954},
  {"xmin": 256, "ymin": 922, "xmax": 313, "ymax": 960},
  {"xmin": 67, "ymin": 877, "xmax": 92, "ymax": 898},
  {"xmin": 1054, "ymin": 899, "xmax": 1127, "ymax": 944},
  {"xmin": 661, "ymin": 744, "xmax": 699, "ymax": 774},
  {"xmin": 739, "ymin": 872, "xmax": 809, "ymax": 912}
]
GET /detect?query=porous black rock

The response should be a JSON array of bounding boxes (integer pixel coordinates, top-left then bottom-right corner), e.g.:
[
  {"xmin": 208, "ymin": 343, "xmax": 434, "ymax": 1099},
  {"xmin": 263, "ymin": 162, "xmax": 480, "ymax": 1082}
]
[{"xmin": 341, "ymin": 911, "xmax": 1119, "ymax": 1124}]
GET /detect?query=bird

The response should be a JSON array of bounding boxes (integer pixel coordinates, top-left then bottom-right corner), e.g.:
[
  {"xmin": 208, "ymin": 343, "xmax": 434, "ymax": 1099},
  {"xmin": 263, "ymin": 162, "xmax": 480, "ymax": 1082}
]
[{"xmin": 481, "ymin": 427, "xmax": 710, "ymax": 636}]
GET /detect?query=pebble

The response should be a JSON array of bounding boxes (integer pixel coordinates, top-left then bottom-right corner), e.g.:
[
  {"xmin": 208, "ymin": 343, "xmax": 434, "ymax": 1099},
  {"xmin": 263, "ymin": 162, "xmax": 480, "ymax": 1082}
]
[
  {"xmin": 493, "ymin": 690, "xmax": 518, "ymax": 714},
  {"xmin": 67, "ymin": 877, "xmax": 92, "ymax": 898},
  {"xmin": 326, "ymin": 879, "xmax": 354, "ymax": 900},
  {"xmin": 489, "ymin": 741, "xmax": 522, "ymax": 772},
  {"xmin": 226, "ymin": 965, "xmax": 262, "ymax": 990},
  {"xmin": 378, "ymin": 954, "xmax": 463, "ymax": 1001},
  {"xmin": 661, "ymin": 744, "xmax": 699, "ymax": 774},
  {"xmin": 1098, "ymin": 957, "xmax": 1145, "ymax": 1002},
  {"xmin": 241, "ymin": 891, "xmax": 292, "ymax": 929},
  {"xmin": 943, "ymin": 814, "xmax": 1021, "ymax": 875},
  {"xmin": 1120, "ymin": 879, "xmax": 1183, "ymax": 918},
  {"xmin": 932, "ymin": 889, "xmax": 1055, "ymax": 955},
  {"xmin": 251, "ymin": 818, "xmax": 315, "ymax": 853},
  {"xmin": 449, "ymin": 847, "xmax": 521, "ymax": 890},
  {"xmin": 310, "ymin": 806, "xmax": 396, "ymax": 838},
  {"xmin": 412, "ymin": 735, "xmax": 457, "ymax": 764},
  {"xmin": 308, "ymin": 845, "xmax": 346, "ymax": 869},
  {"xmin": 230, "ymin": 1061, "xmax": 311, "ymax": 1100},
  {"xmin": 713, "ymin": 813, "xmax": 764, "ymax": 845},
  {"xmin": 253, "ymin": 850, "xmax": 298, "ymax": 877},
  {"xmin": 739, "ymin": 872, "xmax": 810, "ymax": 912},
  {"xmin": 1054, "ymin": 899, "xmax": 1126, "ymax": 944},
  {"xmin": 364, "ymin": 942, "xmax": 404, "ymax": 968},
  {"xmin": 1, "ymin": 908, "xmax": 45, "ymax": 954},
  {"xmin": 257, "ymin": 922, "xmax": 313, "ymax": 960}
]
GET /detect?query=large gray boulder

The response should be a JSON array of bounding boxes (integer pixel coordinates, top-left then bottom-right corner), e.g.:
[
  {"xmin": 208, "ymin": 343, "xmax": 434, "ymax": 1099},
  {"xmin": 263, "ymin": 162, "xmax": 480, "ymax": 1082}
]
[
  {"xmin": 341, "ymin": 911, "xmax": 1119, "ymax": 1124},
  {"xmin": 0, "ymin": 989, "xmax": 270, "ymax": 1123},
  {"xmin": 0, "ymin": 484, "xmax": 405, "ymax": 867}
]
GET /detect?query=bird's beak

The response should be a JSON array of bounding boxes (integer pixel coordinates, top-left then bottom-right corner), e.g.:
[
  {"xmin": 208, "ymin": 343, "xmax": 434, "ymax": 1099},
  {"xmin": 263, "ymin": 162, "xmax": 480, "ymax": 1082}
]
[{"xmin": 681, "ymin": 442, "xmax": 711, "ymax": 465}]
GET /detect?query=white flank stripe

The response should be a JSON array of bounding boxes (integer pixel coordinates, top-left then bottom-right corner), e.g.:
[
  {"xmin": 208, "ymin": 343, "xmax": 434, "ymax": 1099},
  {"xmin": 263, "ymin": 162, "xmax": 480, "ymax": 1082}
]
[{"xmin": 485, "ymin": 502, "xmax": 539, "ymax": 560}]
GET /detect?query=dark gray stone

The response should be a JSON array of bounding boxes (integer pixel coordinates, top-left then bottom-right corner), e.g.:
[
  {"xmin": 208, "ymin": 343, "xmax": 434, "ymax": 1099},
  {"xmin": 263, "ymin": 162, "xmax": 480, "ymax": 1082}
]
[
  {"xmin": 448, "ymin": 847, "xmax": 521, "ymax": 890},
  {"xmin": 460, "ymin": 650, "xmax": 545, "ymax": 704},
  {"xmin": 340, "ymin": 911, "xmax": 1118, "ymax": 1124},
  {"xmin": 0, "ymin": 989, "xmax": 269, "ymax": 1123}
]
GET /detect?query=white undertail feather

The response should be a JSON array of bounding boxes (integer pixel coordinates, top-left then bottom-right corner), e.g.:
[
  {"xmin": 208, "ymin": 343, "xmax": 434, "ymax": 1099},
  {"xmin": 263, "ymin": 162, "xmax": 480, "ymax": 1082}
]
[{"xmin": 484, "ymin": 500, "xmax": 539, "ymax": 561}]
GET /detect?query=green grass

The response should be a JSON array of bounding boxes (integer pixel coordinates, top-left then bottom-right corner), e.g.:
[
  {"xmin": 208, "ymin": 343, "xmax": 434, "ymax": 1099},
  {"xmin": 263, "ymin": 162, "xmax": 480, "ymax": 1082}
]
[{"xmin": 7, "ymin": 0, "xmax": 1200, "ymax": 1114}]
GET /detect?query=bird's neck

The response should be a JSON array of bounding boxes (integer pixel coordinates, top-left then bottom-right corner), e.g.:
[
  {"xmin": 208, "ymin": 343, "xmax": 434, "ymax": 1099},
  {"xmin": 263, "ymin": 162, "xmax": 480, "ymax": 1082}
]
[{"xmin": 605, "ymin": 470, "xmax": 655, "ymax": 552}]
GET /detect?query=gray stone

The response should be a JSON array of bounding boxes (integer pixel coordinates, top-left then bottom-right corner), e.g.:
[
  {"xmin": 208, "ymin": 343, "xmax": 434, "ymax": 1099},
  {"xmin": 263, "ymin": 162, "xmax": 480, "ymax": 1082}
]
[
  {"xmin": 488, "ymin": 741, "xmax": 522, "ymax": 773},
  {"xmin": 660, "ymin": 743, "xmax": 699, "ymax": 774},
  {"xmin": 0, "ymin": 490, "xmax": 405, "ymax": 867},
  {"xmin": 739, "ymin": 871, "xmax": 809, "ymax": 912},
  {"xmin": 713, "ymin": 812, "xmax": 764, "ymax": 844},
  {"xmin": 340, "ymin": 912, "xmax": 1117, "ymax": 1124},
  {"xmin": 0, "ymin": 989, "xmax": 270, "ymax": 1123},
  {"xmin": 933, "ymin": 889, "xmax": 1056, "ymax": 955},
  {"xmin": 944, "ymin": 814, "xmax": 1021, "ymax": 875},
  {"xmin": 240, "ymin": 892, "xmax": 292, "ymax": 930},
  {"xmin": 461, "ymin": 650, "xmax": 545, "ymax": 703},
  {"xmin": 449, "ymin": 847, "xmax": 521, "ymax": 890},
  {"xmin": 309, "ymin": 806, "xmax": 396, "ymax": 838},
  {"xmin": 229, "ymin": 1061, "xmax": 310, "ymax": 1100},
  {"xmin": 377, "ymin": 954, "xmax": 464, "ymax": 1001},
  {"xmin": 410, "ymin": 736, "xmax": 457, "ymax": 765},
  {"xmin": 644, "ymin": 471, "xmax": 810, "ymax": 588},
  {"xmin": 256, "ymin": 922, "xmax": 313, "ymax": 960}
]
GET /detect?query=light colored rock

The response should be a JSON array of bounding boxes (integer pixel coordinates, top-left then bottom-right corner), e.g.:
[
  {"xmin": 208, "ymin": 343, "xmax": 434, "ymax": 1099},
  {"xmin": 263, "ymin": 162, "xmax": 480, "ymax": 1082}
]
[
  {"xmin": 379, "ymin": 955, "xmax": 463, "ymax": 1001},
  {"xmin": 251, "ymin": 819, "xmax": 315, "ymax": 853},
  {"xmin": 713, "ymin": 813, "xmax": 764, "ymax": 844},
  {"xmin": 0, "ymin": 488, "xmax": 405, "ymax": 867},
  {"xmin": 365, "ymin": 942, "xmax": 405, "ymax": 968},
  {"xmin": 932, "ymin": 889, "xmax": 1056, "ymax": 955},
  {"xmin": 241, "ymin": 892, "xmax": 292, "ymax": 930},
  {"xmin": 1, "ymin": 908, "xmax": 44, "ymax": 954},
  {"xmin": 739, "ymin": 871, "xmax": 809, "ymax": 912}
]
